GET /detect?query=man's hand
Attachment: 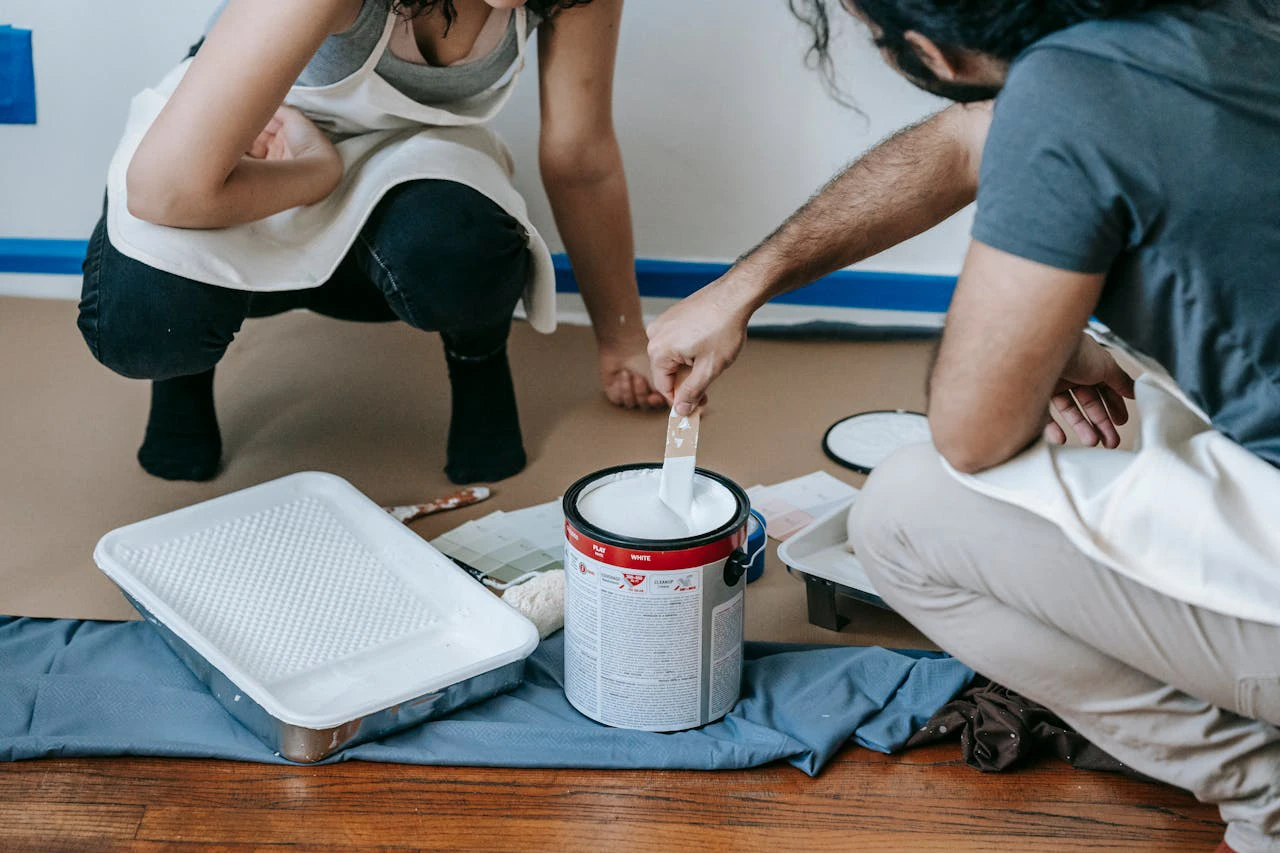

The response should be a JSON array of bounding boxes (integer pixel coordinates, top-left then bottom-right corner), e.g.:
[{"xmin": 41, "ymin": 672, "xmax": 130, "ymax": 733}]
[
  {"xmin": 1045, "ymin": 334, "xmax": 1136, "ymax": 448},
  {"xmin": 646, "ymin": 278, "xmax": 754, "ymax": 415},
  {"xmin": 929, "ymin": 243, "xmax": 1130, "ymax": 474},
  {"xmin": 598, "ymin": 338, "xmax": 666, "ymax": 410}
]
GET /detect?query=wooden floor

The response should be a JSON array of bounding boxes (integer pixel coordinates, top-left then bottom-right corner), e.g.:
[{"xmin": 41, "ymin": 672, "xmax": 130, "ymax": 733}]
[{"xmin": 0, "ymin": 745, "xmax": 1223, "ymax": 851}]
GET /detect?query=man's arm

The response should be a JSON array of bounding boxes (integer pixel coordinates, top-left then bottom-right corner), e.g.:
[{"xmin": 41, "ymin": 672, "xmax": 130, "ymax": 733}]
[
  {"xmin": 736, "ymin": 101, "xmax": 990, "ymax": 300},
  {"xmin": 646, "ymin": 101, "xmax": 992, "ymax": 413},
  {"xmin": 929, "ymin": 241, "xmax": 1134, "ymax": 474}
]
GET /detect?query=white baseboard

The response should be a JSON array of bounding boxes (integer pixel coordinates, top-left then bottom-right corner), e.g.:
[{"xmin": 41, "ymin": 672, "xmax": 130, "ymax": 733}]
[
  {"xmin": 0, "ymin": 277, "xmax": 944, "ymax": 332},
  {"xmin": 0, "ymin": 273, "xmax": 82, "ymax": 300},
  {"xmin": 546, "ymin": 293, "xmax": 943, "ymax": 330}
]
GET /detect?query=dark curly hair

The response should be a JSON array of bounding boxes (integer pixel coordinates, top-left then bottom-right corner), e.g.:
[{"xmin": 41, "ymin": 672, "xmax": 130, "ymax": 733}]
[
  {"xmin": 396, "ymin": 0, "xmax": 594, "ymax": 30},
  {"xmin": 790, "ymin": 0, "xmax": 1219, "ymax": 102}
]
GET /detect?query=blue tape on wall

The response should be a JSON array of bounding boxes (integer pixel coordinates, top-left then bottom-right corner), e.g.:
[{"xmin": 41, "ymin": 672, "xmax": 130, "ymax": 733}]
[
  {"xmin": 552, "ymin": 256, "xmax": 956, "ymax": 314},
  {"xmin": 0, "ymin": 239, "xmax": 86, "ymax": 274},
  {"xmin": 0, "ymin": 26, "xmax": 37, "ymax": 125},
  {"xmin": 0, "ymin": 238, "xmax": 957, "ymax": 313}
]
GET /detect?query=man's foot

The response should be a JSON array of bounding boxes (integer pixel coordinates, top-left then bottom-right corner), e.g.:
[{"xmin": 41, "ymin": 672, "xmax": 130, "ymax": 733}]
[
  {"xmin": 137, "ymin": 369, "xmax": 222, "ymax": 482},
  {"xmin": 443, "ymin": 342, "xmax": 526, "ymax": 485}
]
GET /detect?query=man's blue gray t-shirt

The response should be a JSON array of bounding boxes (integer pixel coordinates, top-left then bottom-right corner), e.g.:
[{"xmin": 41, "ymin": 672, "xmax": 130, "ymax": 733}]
[{"xmin": 973, "ymin": 0, "xmax": 1280, "ymax": 465}]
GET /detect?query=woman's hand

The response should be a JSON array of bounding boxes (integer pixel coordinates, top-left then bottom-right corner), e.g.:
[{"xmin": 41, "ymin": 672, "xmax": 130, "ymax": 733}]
[
  {"xmin": 1044, "ymin": 334, "xmax": 1136, "ymax": 448},
  {"xmin": 598, "ymin": 337, "xmax": 667, "ymax": 410},
  {"xmin": 246, "ymin": 106, "xmax": 340, "ymax": 167}
]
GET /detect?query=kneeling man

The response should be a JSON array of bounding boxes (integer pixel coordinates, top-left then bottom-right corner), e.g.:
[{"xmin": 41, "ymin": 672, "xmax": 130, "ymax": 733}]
[{"xmin": 646, "ymin": 2, "xmax": 1280, "ymax": 850}]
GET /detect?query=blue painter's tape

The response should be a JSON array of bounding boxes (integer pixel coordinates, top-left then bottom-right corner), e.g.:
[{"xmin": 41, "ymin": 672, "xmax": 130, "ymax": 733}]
[
  {"xmin": 0, "ymin": 238, "xmax": 957, "ymax": 313},
  {"xmin": 0, "ymin": 26, "xmax": 37, "ymax": 124},
  {"xmin": 553, "ymin": 255, "xmax": 956, "ymax": 314},
  {"xmin": 0, "ymin": 238, "xmax": 87, "ymax": 274}
]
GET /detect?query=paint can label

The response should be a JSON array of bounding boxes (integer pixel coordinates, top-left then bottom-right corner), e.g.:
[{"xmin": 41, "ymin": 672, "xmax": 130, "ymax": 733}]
[
  {"xmin": 709, "ymin": 592, "xmax": 745, "ymax": 718},
  {"xmin": 563, "ymin": 534, "xmax": 744, "ymax": 731}
]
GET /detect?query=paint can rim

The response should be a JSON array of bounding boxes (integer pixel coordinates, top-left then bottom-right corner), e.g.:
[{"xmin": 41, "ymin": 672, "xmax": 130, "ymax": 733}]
[{"xmin": 562, "ymin": 462, "xmax": 750, "ymax": 551}]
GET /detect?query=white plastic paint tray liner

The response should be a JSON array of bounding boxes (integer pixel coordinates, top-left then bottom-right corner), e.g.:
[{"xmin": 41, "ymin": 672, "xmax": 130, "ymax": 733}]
[
  {"xmin": 776, "ymin": 493, "xmax": 891, "ymax": 630},
  {"xmin": 93, "ymin": 471, "xmax": 539, "ymax": 762}
]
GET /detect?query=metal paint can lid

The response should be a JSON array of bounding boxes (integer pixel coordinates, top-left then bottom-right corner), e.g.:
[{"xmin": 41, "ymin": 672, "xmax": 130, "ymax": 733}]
[{"xmin": 823, "ymin": 410, "xmax": 931, "ymax": 475}]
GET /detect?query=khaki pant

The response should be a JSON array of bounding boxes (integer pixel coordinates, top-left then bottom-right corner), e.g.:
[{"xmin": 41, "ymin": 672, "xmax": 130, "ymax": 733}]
[{"xmin": 852, "ymin": 444, "xmax": 1280, "ymax": 853}]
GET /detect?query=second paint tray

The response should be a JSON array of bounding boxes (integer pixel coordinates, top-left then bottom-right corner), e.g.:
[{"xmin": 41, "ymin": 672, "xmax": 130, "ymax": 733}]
[{"xmin": 776, "ymin": 494, "xmax": 891, "ymax": 631}]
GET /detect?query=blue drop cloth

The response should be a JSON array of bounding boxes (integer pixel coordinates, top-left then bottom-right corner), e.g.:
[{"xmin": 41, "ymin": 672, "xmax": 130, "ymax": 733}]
[{"xmin": 0, "ymin": 616, "xmax": 972, "ymax": 774}]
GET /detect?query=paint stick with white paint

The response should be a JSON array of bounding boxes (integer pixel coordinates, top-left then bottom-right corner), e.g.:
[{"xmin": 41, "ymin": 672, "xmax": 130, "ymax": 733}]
[{"xmin": 659, "ymin": 407, "xmax": 700, "ymax": 525}]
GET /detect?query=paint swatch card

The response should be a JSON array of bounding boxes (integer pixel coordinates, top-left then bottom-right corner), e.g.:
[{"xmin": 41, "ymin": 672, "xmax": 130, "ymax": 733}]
[
  {"xmin": 431, "ymin": 500, "xmax": 565, "ymax": 583},
  {"xmin": 747, "ymin": 471, "xmax": 857, "ymax": 541}
]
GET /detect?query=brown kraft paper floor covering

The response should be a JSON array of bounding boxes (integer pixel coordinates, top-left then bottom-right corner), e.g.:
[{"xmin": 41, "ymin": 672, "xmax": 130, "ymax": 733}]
[
  {"xmin": 0, "ymin": 295, "xmax": 1223, "ymax": 852},
  {"xmin": 0, "ymin": 294, "xmax": 939, "ymax": 647}
]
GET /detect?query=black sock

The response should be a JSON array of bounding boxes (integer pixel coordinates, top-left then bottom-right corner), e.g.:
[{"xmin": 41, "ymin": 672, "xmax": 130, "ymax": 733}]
[
  {"xmin": 443, "ymin": 338, "xmax": 526, "ymax": 485},
  {"xmin": 137, "ymin": 368, "xmax": 222, "ymax": 482}
]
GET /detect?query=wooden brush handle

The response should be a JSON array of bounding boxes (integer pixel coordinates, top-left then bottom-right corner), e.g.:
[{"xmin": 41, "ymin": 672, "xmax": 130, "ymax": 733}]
[{"xmin": 385, "ymin": 487, "xmax": 492, "ymax": 524}]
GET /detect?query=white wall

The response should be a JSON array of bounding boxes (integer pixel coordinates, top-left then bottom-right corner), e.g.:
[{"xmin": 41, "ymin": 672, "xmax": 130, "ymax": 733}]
[{"xmin": 0, "ymin": 0, "xmax": 971, "ymax": 278}]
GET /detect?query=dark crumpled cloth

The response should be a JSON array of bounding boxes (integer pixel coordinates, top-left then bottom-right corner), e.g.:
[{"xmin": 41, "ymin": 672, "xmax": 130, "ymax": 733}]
[{"xmin": 906, "ymin": 677, "xmax": 1145, "ymax": 778}]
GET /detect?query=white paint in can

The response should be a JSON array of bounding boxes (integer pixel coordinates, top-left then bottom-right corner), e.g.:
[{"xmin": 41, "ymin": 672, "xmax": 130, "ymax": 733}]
[
  {"xmin": 577, "ymin": 467, "xmax": 736, "ymax": 540},
  {"xmin": 562, "ymin": 464, "xmax": 750, "ymax": 732}
]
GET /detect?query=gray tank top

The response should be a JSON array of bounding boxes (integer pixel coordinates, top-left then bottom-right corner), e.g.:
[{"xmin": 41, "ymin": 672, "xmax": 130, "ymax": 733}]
[{"xmin": 204, "ymin": 0, "xmax": 540, "ymax": 106}]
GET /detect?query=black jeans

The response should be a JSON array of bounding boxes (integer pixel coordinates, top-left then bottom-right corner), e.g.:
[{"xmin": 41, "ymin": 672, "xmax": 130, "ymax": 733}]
[{"xmin": 78, "ymin": 179, "xmax": 533, "ymax": 381}]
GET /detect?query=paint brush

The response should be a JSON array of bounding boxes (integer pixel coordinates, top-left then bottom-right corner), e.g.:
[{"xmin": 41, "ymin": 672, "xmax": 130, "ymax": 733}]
[
  {"xmin": 659, "ymin": 406, "xmax": 700, "ymax": 524},
  {"xmin": 385, "ymin": 486, "xmax": 492, "ymax": 524}
]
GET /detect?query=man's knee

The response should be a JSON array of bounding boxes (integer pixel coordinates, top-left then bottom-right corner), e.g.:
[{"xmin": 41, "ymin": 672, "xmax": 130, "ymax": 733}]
[
  {"xmin": 850, "ymin": 442, "xmax": 950, "ymax": 591},
  {"xmin": 363, "ymin": 180, "xmax": 531, "ymax": 331}
]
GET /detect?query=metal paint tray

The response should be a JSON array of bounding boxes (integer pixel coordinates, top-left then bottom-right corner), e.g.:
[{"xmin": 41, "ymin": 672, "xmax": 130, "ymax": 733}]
[
  {"xmin": 93, "ymin": 472, "xmax": 540, "ymax": 763},
  {"xmin": 776, "ymin": 494, "xmax": 892, "ymax": 631}
]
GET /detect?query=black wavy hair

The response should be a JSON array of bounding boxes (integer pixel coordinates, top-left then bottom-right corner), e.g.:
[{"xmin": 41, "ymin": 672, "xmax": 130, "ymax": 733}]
[
  {"xmin": 396, "ymin": 0, "xmax": 594, "ymax": 30},
  {"xmin": 790, "ymin": 0, "xmax": 1216, "ymax": 101}
]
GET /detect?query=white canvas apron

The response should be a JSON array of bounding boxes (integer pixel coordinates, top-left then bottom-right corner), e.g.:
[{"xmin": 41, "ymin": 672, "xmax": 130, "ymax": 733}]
[
  {"xmin": 104, "ymin": 7, "xmax": 556, "ymax": 334},
  {"xmin": 950, "ymin": 328, "xmax": 1280, "ymax": 626}
]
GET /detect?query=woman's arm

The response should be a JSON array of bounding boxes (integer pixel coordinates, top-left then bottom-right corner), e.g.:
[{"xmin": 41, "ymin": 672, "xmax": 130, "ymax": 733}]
[
  {"xmin": 125, "ymin": 0, "xmax": 359, "ymax": 229},
  {"xmin": 537, "ymin": 0, "xmax": 664, "ymax": 409}
]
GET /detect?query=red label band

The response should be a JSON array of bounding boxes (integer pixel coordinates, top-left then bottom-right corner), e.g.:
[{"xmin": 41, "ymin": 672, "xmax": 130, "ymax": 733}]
[{"xmin": 565, "ymin": 522, "xmax": 746, "ymax": 570}]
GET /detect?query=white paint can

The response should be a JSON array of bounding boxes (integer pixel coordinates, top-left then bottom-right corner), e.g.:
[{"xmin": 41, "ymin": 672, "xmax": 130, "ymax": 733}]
[{"xmin": 562, "ymin": 463, "xmax": 752, "ymax": 731}]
